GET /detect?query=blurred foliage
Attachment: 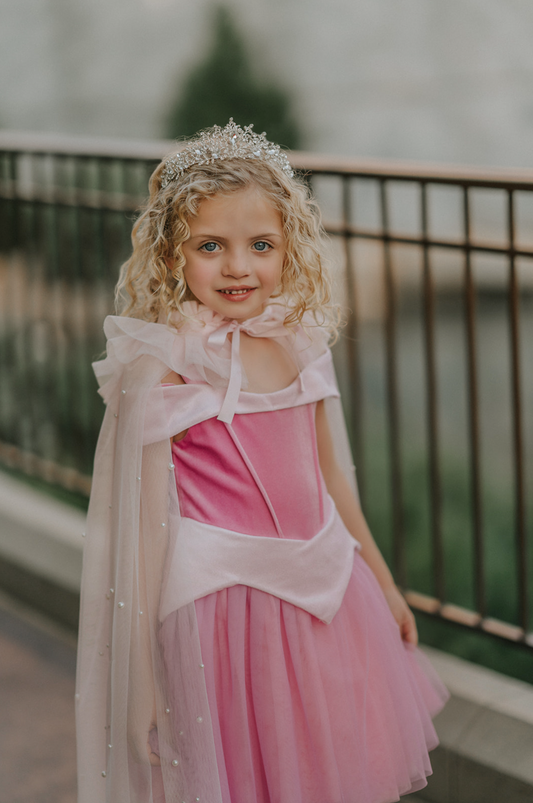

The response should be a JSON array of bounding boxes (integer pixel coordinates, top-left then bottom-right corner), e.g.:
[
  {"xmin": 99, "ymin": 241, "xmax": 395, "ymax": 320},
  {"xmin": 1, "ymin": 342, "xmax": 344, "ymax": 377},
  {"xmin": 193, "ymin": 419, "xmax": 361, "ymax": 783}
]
[
  {"xmin": 0, "ymin": 465, "xmax": 89, "ymax": 512},
  {"xmin": 363, "ymin": 445, "xmax": 533, "ymax": 684},
  {"xmin": 0, "ymin": 325, "xmax": 105, "ymax": 477},
  {"xmin": 0, "ymin": 153, "xmax": 146, "ymax": 283},
  {"xmin": 415, "ymin": 613, "xmax": 533, "ymax": 686},
  {"xmin": 165, "ymin": 6, "xmax": 302, "ymax": 149}
]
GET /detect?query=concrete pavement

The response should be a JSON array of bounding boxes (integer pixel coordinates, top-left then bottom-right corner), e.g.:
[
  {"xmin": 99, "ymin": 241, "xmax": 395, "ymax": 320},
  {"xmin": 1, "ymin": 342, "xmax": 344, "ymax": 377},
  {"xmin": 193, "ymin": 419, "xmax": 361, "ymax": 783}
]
[{"xmin": 0, "ymin": 592, "xmax": 77, "ymax": 803}]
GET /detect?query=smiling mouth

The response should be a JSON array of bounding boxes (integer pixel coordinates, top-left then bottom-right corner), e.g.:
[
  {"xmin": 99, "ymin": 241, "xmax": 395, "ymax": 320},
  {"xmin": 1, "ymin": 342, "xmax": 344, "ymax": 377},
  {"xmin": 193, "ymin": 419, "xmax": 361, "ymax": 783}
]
[{"xmin": 218, "ymin": 288, "xmax": 255, "ymax": 295}]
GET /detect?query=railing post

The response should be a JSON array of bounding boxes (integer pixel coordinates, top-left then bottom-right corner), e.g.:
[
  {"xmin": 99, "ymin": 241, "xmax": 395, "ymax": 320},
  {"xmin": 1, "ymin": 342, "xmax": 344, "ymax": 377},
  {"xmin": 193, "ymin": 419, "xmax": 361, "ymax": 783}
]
[
  {"xmin": 421, "ymin": 182, "xmax": 444, "ymax": 602},
  {"xmin": 380, "ymin": 179, "xmax": 406, "ymax": 587},
  {"xmin": 341, "ymin": 176, "xmax": 365, "ymax": 507},
  {"xmin": 462, "ymin": 185, "xmax": 485, "ymax": 618},
  {"xmin": 507, "ymin": 189, "xmax": 528, "ymax": 634}
]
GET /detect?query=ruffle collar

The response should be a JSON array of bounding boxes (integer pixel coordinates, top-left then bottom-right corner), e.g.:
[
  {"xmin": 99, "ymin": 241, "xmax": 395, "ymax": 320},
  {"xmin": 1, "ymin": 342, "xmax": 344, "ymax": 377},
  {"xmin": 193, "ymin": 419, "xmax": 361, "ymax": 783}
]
[
  {"xmin": 95, "ymin": 302, "xmax": 326, "ymax": 423},
  {"xmin": 170, "ymin": 300, "xmax": 290, "ymax": 339}
]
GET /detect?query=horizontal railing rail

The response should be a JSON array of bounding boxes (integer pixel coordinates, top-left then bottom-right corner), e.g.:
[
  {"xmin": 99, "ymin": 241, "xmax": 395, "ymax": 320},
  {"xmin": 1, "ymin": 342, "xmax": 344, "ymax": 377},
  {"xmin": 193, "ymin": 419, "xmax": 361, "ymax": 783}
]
[{"xmin": 0, "ymin": 131, "xmax": 532, "ymax": 653}]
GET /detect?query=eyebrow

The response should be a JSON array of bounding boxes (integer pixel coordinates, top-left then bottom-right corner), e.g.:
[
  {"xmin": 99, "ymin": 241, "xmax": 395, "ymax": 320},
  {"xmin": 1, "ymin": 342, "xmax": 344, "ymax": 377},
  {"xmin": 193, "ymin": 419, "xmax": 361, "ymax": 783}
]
[{"xmin": 188, "ymin": 232, "xmax": 283, "ymax": 241}]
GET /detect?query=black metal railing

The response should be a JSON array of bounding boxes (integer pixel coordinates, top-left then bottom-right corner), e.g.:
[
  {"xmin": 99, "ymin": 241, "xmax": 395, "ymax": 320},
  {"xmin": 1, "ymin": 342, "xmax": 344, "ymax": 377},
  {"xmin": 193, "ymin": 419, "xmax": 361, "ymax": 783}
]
[{"xmin": 1, "ymin": 132, "xmax": 532, "ymax": 651}]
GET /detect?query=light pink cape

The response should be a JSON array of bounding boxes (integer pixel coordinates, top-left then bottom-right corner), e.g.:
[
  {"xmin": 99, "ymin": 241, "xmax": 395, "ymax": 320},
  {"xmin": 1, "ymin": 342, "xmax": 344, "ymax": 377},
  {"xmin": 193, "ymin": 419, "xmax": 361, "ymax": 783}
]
[{"xmin": 75, "ymin": 302, "xmax": 358, "ymax": 803}]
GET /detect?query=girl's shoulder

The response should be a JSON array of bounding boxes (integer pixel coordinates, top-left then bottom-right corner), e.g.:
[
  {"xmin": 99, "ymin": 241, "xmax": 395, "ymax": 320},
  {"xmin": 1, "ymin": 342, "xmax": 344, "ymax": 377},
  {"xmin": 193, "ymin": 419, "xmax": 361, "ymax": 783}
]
[
  {"xmin": 93, "ymin": 308, "xmax": 236, "ymax": 403},
  {"xmin": 93, "ymin": 316, "xmax": 178, "ymax": 396}
]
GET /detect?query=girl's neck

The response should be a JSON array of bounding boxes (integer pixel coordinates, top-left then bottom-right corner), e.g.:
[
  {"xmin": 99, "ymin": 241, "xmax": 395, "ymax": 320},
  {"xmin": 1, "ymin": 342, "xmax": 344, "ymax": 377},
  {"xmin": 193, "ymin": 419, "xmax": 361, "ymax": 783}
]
[{"xmin": 238, "ymin": 332, "xmax": 299, "ymax": 395}]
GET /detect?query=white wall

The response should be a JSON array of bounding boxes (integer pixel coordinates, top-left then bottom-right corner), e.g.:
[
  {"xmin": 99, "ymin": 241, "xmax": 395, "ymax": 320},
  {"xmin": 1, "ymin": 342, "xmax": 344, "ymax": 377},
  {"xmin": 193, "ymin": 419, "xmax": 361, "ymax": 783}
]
[{"xmin": 2, "ymin": 0, "xmax": 533, "ymax": 167}]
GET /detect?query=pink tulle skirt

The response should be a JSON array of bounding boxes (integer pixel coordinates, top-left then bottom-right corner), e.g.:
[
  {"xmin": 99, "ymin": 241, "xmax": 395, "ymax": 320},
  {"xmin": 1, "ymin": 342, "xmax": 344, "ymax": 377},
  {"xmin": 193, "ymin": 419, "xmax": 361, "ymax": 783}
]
[{"xmin": 159, "ymin": 552, "xmax": 448, "ymax": 803}]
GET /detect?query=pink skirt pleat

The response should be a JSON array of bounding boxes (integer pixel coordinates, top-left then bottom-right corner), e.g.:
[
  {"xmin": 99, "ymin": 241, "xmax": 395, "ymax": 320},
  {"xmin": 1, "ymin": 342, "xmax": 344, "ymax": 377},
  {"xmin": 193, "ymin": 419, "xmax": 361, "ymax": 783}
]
[{"xmin": 160, "ymin": 552, "xmax": 448, "ymax": 803}]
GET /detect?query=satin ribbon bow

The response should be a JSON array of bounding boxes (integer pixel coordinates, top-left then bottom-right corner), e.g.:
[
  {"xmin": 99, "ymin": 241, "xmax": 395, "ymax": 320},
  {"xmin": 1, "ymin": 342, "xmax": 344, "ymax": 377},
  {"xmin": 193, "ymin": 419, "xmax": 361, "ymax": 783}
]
[{"xmin": 206, "ymin": 308, "xmax": 292, "ymax": 424}]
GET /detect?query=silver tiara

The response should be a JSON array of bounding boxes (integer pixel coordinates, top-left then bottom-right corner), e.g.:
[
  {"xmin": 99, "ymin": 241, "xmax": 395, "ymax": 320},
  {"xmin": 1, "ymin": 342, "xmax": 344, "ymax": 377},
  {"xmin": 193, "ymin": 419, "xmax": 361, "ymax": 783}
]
[{"xmin": 160, "ymin": 119, "xmax": 294, "ymax": 188}]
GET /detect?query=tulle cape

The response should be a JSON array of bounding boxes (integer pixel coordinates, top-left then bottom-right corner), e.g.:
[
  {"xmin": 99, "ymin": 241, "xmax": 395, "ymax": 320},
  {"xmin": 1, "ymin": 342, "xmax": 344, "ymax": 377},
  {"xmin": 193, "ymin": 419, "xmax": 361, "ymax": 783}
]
[{"xmin": 75, "ymin": 302, "xmax": 358, "ymax": 803}]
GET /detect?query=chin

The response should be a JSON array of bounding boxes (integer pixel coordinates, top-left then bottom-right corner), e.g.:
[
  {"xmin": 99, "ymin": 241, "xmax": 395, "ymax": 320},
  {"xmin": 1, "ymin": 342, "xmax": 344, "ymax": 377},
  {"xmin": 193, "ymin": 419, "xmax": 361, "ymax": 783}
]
[{"xmin": 215, "ymin": 296, "xmax": 268, "ymax": 320}]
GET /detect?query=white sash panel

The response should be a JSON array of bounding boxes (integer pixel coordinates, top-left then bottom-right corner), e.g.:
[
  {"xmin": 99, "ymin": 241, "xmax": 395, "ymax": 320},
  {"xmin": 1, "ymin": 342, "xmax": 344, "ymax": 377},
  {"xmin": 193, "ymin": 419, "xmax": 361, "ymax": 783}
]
[{"xmin": 159, "ymin": 499, "xmax": 360, "ymax": 624}]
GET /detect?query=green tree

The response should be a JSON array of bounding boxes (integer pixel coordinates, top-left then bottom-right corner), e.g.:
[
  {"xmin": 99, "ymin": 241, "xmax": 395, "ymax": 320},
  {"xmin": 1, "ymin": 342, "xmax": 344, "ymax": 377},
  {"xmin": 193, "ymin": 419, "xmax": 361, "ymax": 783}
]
[{"xmin": 165, "ymin": 6, "xmax": 302, "ymax": 150}]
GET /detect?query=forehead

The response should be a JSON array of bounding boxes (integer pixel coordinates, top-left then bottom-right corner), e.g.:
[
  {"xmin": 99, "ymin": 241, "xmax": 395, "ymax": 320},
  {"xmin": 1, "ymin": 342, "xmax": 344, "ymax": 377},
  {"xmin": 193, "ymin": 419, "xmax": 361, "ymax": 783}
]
[{"xmin": 189, "ymin": 187, "xmax": 283, "ymax": 233}]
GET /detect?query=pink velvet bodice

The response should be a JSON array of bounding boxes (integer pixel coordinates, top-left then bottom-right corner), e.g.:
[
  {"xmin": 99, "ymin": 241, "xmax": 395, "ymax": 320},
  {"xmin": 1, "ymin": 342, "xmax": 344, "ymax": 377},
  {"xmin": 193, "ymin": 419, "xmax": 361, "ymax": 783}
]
[{"xmin": 171, "ymin": 403, "xmax": 327, "ymax": 540}]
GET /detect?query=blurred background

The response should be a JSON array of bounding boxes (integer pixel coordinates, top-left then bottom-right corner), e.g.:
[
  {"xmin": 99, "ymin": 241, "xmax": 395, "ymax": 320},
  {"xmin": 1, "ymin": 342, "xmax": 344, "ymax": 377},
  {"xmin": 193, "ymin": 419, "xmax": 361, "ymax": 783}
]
[
  {"xmin": 2, "ymin": 0, "xmax": 533, "ymax": 165},
  {"xmin": 1, "ymin": 2, "xmax": 533, "ymax": 802}
]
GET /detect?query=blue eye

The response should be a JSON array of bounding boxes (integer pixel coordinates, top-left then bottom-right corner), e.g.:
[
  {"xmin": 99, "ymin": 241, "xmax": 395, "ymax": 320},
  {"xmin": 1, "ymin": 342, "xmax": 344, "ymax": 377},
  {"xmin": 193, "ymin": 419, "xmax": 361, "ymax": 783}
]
[
  {"xmin": 253, "ymin": 241, "xmax": 270, "ymax": 252},
  {"xmin": 201, "ymin": 242, "xmax": 219, "ymax": 252}
]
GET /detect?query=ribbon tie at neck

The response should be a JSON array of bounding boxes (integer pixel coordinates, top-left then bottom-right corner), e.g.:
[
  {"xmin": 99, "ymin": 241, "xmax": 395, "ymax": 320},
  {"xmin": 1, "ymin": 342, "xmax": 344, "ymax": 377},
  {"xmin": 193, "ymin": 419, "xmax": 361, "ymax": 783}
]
[
  {"xmin": 208, "ymin": 320, "xmax": 243, "ymax": 424},
  {"xmin": 206, "ymin": 310, "xmax": 294, "ymax": 424}
]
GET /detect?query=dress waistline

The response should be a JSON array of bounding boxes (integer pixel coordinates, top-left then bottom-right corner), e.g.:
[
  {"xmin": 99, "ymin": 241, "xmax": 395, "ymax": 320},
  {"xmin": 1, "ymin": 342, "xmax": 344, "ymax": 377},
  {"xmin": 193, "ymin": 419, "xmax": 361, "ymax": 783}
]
[{"xmin": 159, "ymin": 498, "xmax": 359, "ymax": 624}]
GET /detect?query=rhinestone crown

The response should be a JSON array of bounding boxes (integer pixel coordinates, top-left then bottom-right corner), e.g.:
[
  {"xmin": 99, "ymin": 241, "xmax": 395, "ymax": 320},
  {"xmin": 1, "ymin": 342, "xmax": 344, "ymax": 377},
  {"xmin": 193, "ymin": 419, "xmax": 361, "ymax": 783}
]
[{"xmin": 160, "ymin": 119, "xmax": 294, "ymax": 188}]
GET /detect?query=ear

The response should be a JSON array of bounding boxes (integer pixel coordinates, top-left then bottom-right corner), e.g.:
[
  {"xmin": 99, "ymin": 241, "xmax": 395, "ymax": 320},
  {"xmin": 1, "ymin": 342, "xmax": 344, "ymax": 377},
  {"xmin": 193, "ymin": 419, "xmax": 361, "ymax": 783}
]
[{"xmin": 164, "ymin": 256, "xmax": 175, "ymax": 272}]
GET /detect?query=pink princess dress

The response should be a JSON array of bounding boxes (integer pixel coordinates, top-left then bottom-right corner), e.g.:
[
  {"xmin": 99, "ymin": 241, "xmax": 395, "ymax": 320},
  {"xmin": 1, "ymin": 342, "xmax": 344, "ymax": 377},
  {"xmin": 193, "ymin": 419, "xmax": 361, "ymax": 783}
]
[
  {"xmin": 77, "ymin": 302, "xmax": 448, "ymax": 803},
  {"xmin": 151, "ymin": 312, "xmax": 449, "ymax": 803}
]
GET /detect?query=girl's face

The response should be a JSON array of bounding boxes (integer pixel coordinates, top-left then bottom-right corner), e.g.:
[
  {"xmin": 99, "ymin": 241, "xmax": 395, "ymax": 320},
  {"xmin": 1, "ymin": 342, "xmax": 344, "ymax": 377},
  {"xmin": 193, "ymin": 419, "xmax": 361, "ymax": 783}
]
[{"xmin": 180, "ymin": 186, "xmax": 285, "ymax": 320}]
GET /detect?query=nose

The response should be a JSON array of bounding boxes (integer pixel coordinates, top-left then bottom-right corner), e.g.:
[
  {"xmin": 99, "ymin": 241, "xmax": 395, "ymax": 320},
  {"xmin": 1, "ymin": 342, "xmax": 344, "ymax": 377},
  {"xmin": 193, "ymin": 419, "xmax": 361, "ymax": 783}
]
[{"xmin": 222, "ymin": 248, "xmax": 251, "ymax": 279}]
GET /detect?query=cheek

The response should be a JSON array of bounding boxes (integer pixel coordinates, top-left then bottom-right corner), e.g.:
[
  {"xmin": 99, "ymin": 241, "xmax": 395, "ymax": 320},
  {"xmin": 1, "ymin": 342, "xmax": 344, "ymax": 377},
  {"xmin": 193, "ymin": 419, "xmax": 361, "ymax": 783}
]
[
  {"xmin": 261, "ymin": 266, "xmax": 281, "ymax": 293},
  {"xmin": 182, "ymin": 258, "xmax": 206, "ymax": 290}
]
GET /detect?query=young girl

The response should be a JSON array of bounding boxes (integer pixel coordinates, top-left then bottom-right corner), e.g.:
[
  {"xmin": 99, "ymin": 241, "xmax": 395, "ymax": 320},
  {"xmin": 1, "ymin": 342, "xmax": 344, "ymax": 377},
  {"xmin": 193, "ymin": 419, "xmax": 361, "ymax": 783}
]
[{"xmin": 76, "ymin": 120, "xmax": 448, "ymax": 803}]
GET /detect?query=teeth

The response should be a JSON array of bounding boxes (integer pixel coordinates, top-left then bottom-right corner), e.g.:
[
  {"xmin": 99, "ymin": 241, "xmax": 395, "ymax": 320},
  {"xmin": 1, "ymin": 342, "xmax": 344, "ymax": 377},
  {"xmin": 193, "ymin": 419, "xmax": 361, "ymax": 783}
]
[{"xmin": 220, "ymin": 289, "xmax": 251, "ymax": 295}]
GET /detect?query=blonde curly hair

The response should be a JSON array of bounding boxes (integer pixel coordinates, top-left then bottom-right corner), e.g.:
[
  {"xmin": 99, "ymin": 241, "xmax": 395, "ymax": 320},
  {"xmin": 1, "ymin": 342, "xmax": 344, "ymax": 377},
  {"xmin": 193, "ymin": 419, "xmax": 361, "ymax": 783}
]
[{"xmin": 116, "ymin": 147, "xmax": 338, "ymax": 332}]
